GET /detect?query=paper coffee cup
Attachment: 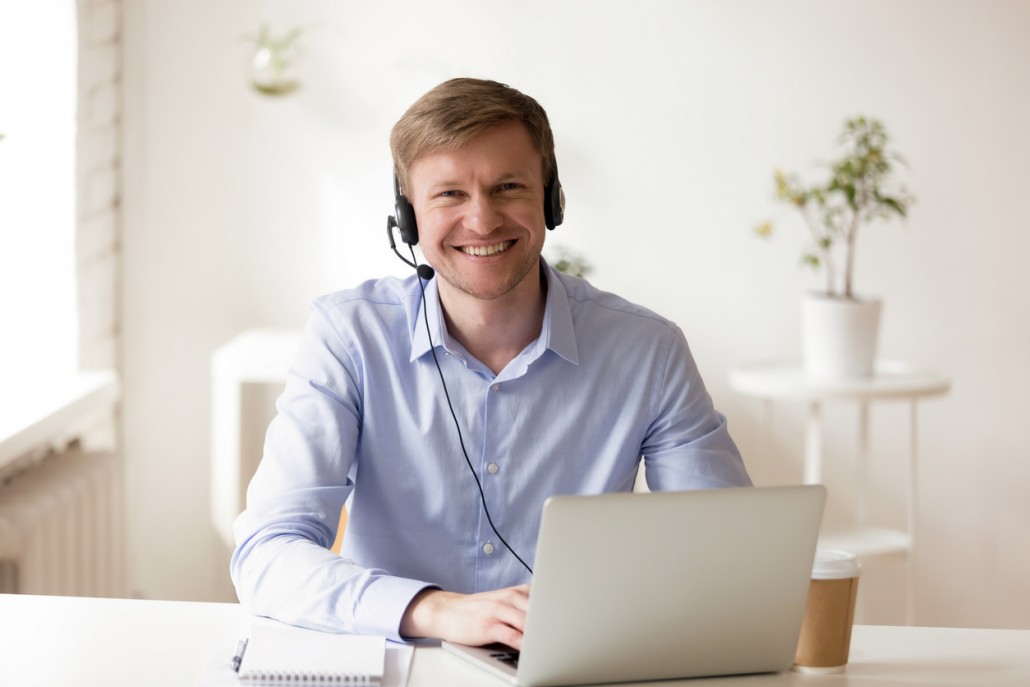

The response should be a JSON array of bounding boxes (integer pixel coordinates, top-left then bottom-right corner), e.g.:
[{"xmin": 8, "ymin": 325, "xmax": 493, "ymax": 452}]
[{"xmin": 792, "ymin": 549, "xmax": 861, "ymax": 674}]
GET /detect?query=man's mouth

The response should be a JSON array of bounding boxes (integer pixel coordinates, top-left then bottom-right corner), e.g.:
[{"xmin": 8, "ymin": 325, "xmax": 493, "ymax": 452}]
[{"xmin": 460, "ymin": 240, "xmax": 514, "ymax": 257}]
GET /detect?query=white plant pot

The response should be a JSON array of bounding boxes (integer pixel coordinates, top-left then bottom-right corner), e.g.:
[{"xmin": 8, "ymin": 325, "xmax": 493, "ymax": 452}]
[{"xmin": 801, "ymin": 294, "xmax": 882, "ymax": 382}]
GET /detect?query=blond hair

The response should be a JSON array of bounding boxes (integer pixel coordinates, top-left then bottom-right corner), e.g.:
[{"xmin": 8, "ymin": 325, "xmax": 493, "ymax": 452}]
[{"xmin": 390, "ymin": 78, "xmax": 556, "ymax": 194}]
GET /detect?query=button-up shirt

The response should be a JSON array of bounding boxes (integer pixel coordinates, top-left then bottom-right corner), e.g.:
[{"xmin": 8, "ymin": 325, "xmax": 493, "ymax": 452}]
[{"xmin": 231, "ymin": 262, "xmax": 751, "ymax": 639}]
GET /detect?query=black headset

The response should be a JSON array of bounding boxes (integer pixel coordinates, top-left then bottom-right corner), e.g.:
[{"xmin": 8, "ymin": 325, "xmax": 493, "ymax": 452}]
[{"xmin": 387, "ymin": 160, "xmax": 565, "ymax": 253}]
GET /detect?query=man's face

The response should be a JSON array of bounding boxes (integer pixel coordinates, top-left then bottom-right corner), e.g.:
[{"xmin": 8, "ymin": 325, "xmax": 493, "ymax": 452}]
[{"xmin": 406, "ymin": 121, "xmax": 547, "ymax": 304}]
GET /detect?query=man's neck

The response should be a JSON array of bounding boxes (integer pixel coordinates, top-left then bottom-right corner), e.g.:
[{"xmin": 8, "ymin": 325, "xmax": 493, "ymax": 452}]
[{"xmin": 438, "ymin": 266, "xmax": 547, "ymax": 376}]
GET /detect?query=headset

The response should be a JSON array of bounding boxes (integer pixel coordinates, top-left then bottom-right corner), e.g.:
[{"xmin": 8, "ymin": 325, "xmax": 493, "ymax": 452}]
[{"xmin": 385, "ymin": 161, "xmax": 565, "ymax": 576}]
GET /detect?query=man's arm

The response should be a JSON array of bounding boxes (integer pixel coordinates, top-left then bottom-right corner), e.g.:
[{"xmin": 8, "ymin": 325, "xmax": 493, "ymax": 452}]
[
  {"xmin": 401, "ymin": 585, "xmax": 531, "ymax": 649},
  {"xmin": 230, "ymin": 306, "xmax": 434, "ymax": 639},
  {"xmin": 642, "ymin": 326, "xmax": 752, "ymax": 490},
  {"xmin": 232, "ymin": 517, "xmax": 433, "ymax": 638}
]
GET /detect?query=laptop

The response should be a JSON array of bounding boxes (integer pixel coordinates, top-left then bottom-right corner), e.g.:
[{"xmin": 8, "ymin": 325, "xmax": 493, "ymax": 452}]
[{"xmin": 442, "ymin": 485, "xmax": 826, "ymax": 686}]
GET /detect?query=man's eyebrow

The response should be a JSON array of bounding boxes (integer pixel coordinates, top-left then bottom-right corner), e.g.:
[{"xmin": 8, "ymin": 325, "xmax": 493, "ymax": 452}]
[
  {"xmin": 423, "ymin": 171, "xmax": 533, "ymax": 194},
  {"xmin": 494, "ymin": 171, "xmax": 530, "ymax": 182},
  {"xmin": 420, "ymin": 179, "xmax": 462, "ymax": 196}
]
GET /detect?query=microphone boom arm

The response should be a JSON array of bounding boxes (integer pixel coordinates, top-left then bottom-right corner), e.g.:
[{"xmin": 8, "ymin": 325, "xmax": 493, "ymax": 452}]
[{"xmin": 387, "ymin": 216, "xmax": 418, "ymax": 270}]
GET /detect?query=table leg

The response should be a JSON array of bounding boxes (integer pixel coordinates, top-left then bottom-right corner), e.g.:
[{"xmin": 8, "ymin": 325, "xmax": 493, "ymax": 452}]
[
  {"xmin": 857, "ymin": 401, "xmax": 870, "ymax": 528},
  {"xmin": 907, "ymin": 399, "xmax": 919, "ymax": 625},
  {"xmin": 761, "ymin": 398, "xmax": 773, "ymax": 429},
  {"xmin": 805, "ymin": 401, "xmax": 822, "ymax": 485}
]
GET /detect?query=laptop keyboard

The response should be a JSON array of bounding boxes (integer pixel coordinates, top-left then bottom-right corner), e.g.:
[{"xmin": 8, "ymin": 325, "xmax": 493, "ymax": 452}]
[{"xmin": 490, "ymin": 650, "xmax": 520, "ymax": 668}]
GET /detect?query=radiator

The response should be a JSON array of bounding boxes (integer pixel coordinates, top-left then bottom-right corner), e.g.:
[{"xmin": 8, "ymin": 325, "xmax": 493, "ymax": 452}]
[{"xmin": 0, "ymin": 448, "xmax": 123, "ymax": 596}]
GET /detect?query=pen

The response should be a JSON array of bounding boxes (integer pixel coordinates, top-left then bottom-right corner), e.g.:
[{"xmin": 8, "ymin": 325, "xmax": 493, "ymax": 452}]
[{"xmin": 232, "ymin": 638, "xmax": 249, "ymax": 673}]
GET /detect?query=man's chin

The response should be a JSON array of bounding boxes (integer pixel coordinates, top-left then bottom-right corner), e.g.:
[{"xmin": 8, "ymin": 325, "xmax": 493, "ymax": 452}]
[
  {"xmin": 438, "ymin": 260, "xmax": 541, "ymax": 303},
  {"xmin": 444, "ymin": 279, "xmax": 522, "ymax": 303}
]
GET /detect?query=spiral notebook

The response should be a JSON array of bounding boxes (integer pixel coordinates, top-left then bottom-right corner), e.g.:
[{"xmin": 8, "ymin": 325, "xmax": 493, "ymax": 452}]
[{"xmin": 236, "ymin": 623, "xmax": 386, "ymax": 686}]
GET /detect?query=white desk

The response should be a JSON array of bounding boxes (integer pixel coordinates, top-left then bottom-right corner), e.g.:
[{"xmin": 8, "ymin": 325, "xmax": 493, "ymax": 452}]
[
  {"xmin": 1, "ymin": 594, "xmax": 1027, "ymax": 687},
  {"xmin": 729, "ymin": 360, "xmax": 951, "ymax": 624}
]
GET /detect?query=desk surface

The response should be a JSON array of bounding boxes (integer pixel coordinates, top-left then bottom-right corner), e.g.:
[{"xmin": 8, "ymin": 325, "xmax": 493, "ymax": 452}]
[{"xmin": 1, "ymin": 594, "xmax": 1028, "ymax": 687}]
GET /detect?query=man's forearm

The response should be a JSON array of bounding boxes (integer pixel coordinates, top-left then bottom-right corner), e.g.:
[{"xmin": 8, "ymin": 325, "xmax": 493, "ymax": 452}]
[{"xmin": 231, "ymin": 530, "xmax": 430, "ymax": 639}]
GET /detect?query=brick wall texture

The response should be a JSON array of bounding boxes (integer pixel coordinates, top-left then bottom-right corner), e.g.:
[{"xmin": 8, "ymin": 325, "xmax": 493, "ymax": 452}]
[{"xmin": 76, "ymin": 0, "xmax": 122, "ymax": 372}]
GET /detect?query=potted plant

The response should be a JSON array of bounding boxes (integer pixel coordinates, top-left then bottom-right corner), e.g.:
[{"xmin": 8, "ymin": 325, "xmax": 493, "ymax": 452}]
[
  {"xmin": 756, "ymin": 116, "xmax": 915, "ymax": 381},
  {"xmin": 545, "ymin": 244, "xmax": 594, "ymax": 279}
]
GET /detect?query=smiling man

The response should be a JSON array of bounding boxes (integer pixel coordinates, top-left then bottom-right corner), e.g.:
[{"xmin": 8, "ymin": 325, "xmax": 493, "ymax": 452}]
[
  {"xmin": 404, "ymin": 120, "xmax": 549, "ymax": 375},
  {"xmin": 231, "ymin": 78, "xmax": 751, "ymax": 649}
]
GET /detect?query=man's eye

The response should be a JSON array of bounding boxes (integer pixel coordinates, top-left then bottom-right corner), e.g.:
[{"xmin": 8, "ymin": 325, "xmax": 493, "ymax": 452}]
[
  {"xmin": 439, "ymin": 190, "xmax": 459, "ymax": 198},
  {"xmin": 499, "ymin": 182, "xmax": 520, "ymax": 191}
]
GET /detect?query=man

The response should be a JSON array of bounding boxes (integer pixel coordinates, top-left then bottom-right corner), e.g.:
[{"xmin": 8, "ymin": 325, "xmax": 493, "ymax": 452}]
[{"xmin": 231, "ymin": 78, "xmax": 751, "ymax": 650}]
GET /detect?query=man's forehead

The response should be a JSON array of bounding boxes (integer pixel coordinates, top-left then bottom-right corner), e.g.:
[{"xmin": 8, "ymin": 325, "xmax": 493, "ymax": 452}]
[{"xmin": 408, "ymin": 123, "xmax": 544, "ymax": 184}]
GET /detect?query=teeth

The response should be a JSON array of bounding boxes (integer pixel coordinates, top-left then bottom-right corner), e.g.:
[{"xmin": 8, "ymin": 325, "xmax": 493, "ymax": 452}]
[{"xmin": 462, "ymin": 240, "xmax": 513, "ymax": 257}]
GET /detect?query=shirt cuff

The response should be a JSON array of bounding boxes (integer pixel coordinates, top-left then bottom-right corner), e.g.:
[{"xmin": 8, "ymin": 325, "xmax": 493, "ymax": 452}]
[{"xmin": 351, "ymin": 575, "xmax": 440, "ymax": 641}]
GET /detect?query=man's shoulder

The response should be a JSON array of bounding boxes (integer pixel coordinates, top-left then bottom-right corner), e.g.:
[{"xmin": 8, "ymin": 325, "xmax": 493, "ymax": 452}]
[
  {"xmin": 309, "ymin": 276, "xmax": 422, "ymax": 346},
  {"xmin": 313, "ymin": 275, "xmax": 416, "ymax": 315},
  {"xmin": 555, "ymin": 271, "xmax": 678, "ymax": 333}
]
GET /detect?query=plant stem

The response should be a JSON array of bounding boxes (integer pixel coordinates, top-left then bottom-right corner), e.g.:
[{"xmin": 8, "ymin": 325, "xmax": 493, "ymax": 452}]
[
  {"xmin": 802, "ymin": 207, "xmax": 835, "ymax": 296},
  {"xmin": 843, "ymin": 176, "xmax": 867, "ymax": 300},
  {"xmin": 844, "ymin": 213, "xmax": 859, "ymax": 299}
]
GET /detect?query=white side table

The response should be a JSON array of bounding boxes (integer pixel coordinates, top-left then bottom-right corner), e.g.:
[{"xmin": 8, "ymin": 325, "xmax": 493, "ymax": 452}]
[
  {"xmin": 210, "ymin": 329, "xmax": 301, "ymax": 547},
  {"xmin": 728, "ymin": 360, "xmax": 950, "ymax": 624}
]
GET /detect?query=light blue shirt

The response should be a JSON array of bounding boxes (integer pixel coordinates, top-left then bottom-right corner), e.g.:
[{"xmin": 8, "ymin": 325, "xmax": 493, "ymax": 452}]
[{"xmin": 231, "ymin": 262, "xmax": 751, "ymax": 640}]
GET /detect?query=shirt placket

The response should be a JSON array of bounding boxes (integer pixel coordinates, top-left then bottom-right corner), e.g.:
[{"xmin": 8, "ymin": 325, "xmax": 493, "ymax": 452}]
[{"xmin": 474, "ymin": 377, "xmax": 507, "ymax": 589}]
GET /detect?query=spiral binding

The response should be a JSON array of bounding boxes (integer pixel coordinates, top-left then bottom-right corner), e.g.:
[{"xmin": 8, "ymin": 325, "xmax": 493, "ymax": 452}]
[{"xmin": 238, "ymin": 671, "xmax": 381, "ymax": 684}]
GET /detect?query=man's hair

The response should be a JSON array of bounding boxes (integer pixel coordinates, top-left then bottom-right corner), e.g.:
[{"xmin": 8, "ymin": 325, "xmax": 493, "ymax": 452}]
[{"xmin": 390, "ymin": 77, "xmax": 556, "ymax": 195}]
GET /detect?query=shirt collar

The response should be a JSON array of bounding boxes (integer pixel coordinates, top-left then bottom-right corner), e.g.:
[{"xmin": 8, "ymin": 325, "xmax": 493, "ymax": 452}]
[
  {"xmin": 408, "ymin": 260, "xmax": 580, "ymax": 367},
  {"xmin": 409, "ymin": 277, "xmax": 446, "ymax": 363},
  {"xmin": 538, "ymin": 260, "xmax": 579, "ymax": 365}
]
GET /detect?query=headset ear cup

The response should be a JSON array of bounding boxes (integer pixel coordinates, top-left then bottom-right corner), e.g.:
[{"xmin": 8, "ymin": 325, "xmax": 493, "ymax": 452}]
[
  {"xmin": 544, "ymin": 175, "xmax": 564, "ymax": 230},
  {"xmin": 395, "ymin": 195, "xmax": 419, "ymax": 245}
]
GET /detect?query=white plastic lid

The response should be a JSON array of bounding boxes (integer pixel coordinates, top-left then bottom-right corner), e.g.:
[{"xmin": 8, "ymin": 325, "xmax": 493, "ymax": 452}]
[{"xmin": 811, "ymin": 549, "xmax": 862, "ymax": 579}]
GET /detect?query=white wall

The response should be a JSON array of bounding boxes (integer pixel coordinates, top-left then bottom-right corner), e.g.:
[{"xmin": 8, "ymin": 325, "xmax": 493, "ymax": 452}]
[{"xmin": 121, "ymin": 0, "xmax": 1030, "ymax": 628}]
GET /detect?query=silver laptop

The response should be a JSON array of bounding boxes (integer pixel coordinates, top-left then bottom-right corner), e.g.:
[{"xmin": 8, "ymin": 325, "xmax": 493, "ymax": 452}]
[{"xmin": 443, "ymin": 485, "xmax": 825, "ymax": 686}]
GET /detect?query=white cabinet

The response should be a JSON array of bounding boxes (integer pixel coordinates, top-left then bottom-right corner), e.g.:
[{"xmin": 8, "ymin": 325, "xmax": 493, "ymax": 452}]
[{"xmin": 210, "ymin": 329, "xmax": 300, "ymax": 547}]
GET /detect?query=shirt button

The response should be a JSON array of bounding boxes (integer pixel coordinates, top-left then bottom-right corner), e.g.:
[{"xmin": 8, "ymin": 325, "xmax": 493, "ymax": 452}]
[
  {"xmin": 491, "ymin": 383, "xmax": 500, "ymax": 392},
  {"xmin": 482, "ymin": 542, "xmax": 495, "ymax": 555},
  {"xmin": 487, "ymin": 463, "xmax": 499, "ymax": 475}
]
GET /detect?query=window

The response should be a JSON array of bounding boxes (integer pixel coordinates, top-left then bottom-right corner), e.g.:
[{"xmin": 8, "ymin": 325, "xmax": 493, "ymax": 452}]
[{"xmin": 0, "ymin": 5, "xmax": 79, "ymax": 389}]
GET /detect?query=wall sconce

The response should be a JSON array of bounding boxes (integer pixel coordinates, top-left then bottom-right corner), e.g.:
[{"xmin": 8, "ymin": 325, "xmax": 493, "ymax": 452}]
[{"xmin": 247, "ymin": 24, "xmax": 304, "ymax": 96}]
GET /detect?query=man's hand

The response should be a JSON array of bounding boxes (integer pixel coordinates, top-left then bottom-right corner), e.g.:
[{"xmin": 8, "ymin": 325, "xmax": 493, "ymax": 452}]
[{"xmin": 400, "ymin": 584, "xmax": 531, "ymax": 649}]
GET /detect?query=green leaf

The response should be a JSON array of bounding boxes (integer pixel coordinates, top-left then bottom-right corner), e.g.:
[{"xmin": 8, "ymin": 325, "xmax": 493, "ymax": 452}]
[
  {"xmin": 754, "ymin": 221, "xmax": 774, "ymax": 239},
  {"xmin": 880, "ymin": 196, "xmax": 908, "ymax": 218}
]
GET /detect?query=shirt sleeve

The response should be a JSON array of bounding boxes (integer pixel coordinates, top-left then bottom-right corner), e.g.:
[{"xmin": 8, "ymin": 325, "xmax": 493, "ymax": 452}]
[
  {"xmin": 641, "ymin": 325, "xmax": 752, "ymax": 490},
  {"xmin": 229, "ymin": 303, "xmax": 435, "ymax": 639}
]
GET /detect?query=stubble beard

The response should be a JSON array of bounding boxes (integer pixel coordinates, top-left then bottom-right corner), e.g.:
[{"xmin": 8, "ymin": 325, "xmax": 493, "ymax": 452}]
[{"xmin": 438, "ymin": 247, "xmax": 541, "ymax": 303}]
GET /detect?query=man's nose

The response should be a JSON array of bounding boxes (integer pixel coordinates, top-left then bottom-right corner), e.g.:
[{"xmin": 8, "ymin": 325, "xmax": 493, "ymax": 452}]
[{"xmin": 464, "ymin": 193, "xmax": 503, "ymax": 234}]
